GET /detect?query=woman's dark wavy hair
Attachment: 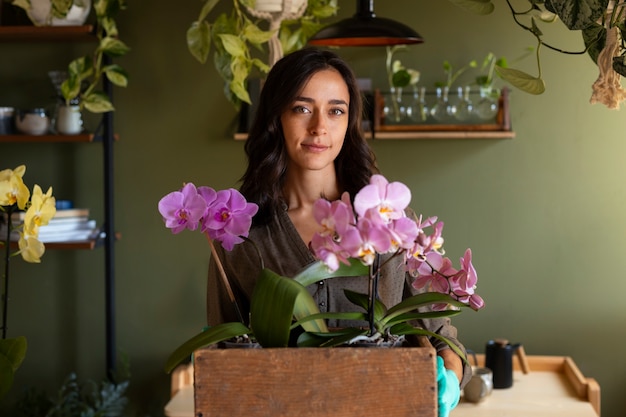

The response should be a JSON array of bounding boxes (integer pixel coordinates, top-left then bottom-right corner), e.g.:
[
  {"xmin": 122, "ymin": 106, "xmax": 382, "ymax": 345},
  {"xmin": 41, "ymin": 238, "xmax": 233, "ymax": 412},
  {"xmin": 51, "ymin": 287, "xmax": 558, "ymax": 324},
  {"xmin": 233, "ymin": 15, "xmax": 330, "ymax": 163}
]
[{"xmin": 240, "ymin": 47, "xmax": 378, "ymax": 225}]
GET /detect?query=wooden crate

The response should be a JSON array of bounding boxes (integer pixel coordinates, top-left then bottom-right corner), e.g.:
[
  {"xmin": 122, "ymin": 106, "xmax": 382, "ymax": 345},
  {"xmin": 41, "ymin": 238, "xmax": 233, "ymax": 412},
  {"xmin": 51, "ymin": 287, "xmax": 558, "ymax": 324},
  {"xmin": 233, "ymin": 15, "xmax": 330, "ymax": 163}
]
[{"xmin": 194, "ymin": 346, "xmax": 437, "ymax": 417}]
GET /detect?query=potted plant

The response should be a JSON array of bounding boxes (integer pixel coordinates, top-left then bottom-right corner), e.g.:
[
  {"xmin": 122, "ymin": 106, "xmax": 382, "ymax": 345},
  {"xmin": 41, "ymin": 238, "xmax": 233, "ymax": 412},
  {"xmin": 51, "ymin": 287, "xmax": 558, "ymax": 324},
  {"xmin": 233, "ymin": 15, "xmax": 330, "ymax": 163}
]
[
  {"xmin": 11, "ymin": 0, "xmax": 130, "ymax": 114},
  {"xmin": 157, "ymin": 175, "xmax": 484, "ymax": 368},
  {"xmin": 157, "ymin": 176, "xmax": 484, "ymax": 415},
  {"xmin": 449, "ymin": 0, "xmax": 626, "ymax": 109},
  {"xmin": 187, "ymin": 0, "xmax": 338, "ymax": 109}
]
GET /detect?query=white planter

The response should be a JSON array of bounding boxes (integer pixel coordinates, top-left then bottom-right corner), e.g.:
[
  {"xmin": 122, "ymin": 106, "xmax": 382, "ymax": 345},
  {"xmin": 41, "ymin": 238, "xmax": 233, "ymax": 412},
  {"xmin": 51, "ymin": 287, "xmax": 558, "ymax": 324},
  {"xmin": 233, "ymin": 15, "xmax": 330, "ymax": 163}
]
[
  {"xmin": 27, "ymin": 0, "xmax": 91, "ymax": 26},
  {"xmin": 254, "ymin": 0, "xmax": 306, "ymax": 13}
]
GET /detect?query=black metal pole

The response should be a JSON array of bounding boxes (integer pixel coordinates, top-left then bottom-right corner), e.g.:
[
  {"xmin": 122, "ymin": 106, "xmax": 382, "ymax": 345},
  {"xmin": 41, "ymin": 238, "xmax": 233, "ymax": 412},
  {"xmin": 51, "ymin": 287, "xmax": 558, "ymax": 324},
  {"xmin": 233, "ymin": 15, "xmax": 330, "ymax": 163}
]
[{"xmin": 102, "ymin": 54, "xmax": 116, "ymax": 380}]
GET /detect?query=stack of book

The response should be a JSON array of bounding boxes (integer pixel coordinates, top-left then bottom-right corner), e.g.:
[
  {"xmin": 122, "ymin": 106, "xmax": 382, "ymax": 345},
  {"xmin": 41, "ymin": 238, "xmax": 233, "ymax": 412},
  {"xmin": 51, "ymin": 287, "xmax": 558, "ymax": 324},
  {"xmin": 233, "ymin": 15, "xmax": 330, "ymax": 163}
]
[{"xmin": 0, "ymin": 208, "xmax": 100, "ymax": 243}]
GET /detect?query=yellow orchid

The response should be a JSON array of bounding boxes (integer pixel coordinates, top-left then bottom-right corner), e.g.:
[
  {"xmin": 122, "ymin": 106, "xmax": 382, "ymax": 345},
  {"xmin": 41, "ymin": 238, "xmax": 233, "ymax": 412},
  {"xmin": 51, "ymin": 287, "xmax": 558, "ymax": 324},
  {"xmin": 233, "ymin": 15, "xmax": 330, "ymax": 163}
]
[
  {"xmin": 24, "ymin": 185, "xmax": 56, "ymax": 230},
  {"xmin": 17, "ymin": 222, "xmax": 45, "ymax": 263},
  {"xmin": 0, "ymin": 165, "xmax": 30, "ymax": 209}
]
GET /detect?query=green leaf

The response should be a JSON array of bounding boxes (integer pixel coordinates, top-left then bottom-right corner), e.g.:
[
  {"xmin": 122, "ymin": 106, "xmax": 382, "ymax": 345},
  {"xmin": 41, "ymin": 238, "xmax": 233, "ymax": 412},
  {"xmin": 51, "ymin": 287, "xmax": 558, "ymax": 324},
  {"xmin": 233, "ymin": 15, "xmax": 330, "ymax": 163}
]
[
  {"xmin": 103, "ymin": 64, "xmax": 128, "ymax": 88},
  {"xmin": 383, "ymin": 292, "xmax": 468, "ymax": 326},
  {"xmin": 249, "ymin": 269, "xmax": 304, "ymax": 347},
  {"xmin": 242, "ymin": 23, "xmax": 275, "ymax": 45},
  {"xmin": 292, "ymin": 311, "xmax": 366, "ymax": 330},
  {"xmin": 82, "ymin": 92, "xmax": 116, "ymax": 113},
  {"xmin": 298, "ymin": 327, "xmax": 367, "ymax": 347},
  {"xmin": 549, "ymin": 0, "xmax": 609, "ymax": 31},
  {"xmin": 0, "ymin": 336, "xmax": 27, "ymax": 400},
  {"xmin": 385, "ymin": 310, "xmax": 462, "ymax": 328},
  {"xmin": 447, "ymin": 0, "xmax": 495, "ymax": 15},
  {"xmin": 393, "ymin": 325, "xmax": 468, "ymax": 362},
  {"xmin": 187, "ymin": 21, "xmax": 212, "ymax": 64},
  {"xmin": 0, "ymin": 337, "xmax": 27, "ymax": 372},
  {"xmin": 198, "ymin": 0, "xmax": 221, "ymax": 22},
  {"xmin": 343, "ymin": 289, "xmax": 387, "ymax": 322},
  {"xmin": 100, "ymin": 37, "xmax": 131, "ymax": 58},
  {"xmin": 495, "ymin": 66, "xmax": 546, "ymax": 95},
  {"xmin": 164, "ymin": 322, "xmax": 250, "ymax": 373},
  {"xmin": 293, "ymin": 259, "xmax": 368, "ymax": 287},
  {"xmin": 0, "ymin": 354, "xmax": 14, "ymax": 400},
  {"xmin": 219, "ymin": 34, "xmax": 247, "ymax": 58},
  {"xmin": 582, "ymin": 23, "xmax": 606, "ymax": 64},
  {"xmin": 68, "ymin": 56, "xmax": 94, "ymax": 80},
  {"xmin": 392, "ymin": 69, "xmax": 411, "ymax": 88}
]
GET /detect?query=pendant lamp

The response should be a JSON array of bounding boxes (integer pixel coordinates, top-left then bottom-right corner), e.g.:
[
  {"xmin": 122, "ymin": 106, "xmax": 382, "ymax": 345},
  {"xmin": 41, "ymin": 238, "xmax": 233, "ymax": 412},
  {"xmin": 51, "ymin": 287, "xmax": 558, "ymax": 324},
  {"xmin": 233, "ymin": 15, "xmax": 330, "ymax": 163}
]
[{"xmin": 308, "ymin": 0, "xmax": 424, "ymax": 47}]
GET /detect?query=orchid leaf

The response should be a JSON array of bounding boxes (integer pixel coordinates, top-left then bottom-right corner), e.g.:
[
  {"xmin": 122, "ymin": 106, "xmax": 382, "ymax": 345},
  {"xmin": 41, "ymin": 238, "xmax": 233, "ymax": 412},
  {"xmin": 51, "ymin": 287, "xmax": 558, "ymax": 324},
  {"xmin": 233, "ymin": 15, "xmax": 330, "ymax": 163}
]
[
  {"xmin": 344, "ymin": 289, "xmax": 387, "ymax": 322},
  {"xmin": 291, "ymin": 311, "xmax": 366, "ymax": 330},
  {"xmin": 383, "ymin": 293, "xmax": 468, "ymax": 326},
  {"xmin": 298, "ymin": 327, "xmax": 367, "ymax": 347},
  {"xmin": 385, "ymin": 310, "xmax": 462, "ymax": 328},
  {"xmin": 250, "ymin": 269, "xmax": 307, "ymax": 347},
  {"xmin": 391, "ymin": 323, "xmax": 467, "ymax": 363},
  {"xmin": 165, "ymin": 322, "xmax": 250, "ymax": 373},
  {"xmin": 293, "ymin": 259, "xmax": 368, "ymax": 287}
]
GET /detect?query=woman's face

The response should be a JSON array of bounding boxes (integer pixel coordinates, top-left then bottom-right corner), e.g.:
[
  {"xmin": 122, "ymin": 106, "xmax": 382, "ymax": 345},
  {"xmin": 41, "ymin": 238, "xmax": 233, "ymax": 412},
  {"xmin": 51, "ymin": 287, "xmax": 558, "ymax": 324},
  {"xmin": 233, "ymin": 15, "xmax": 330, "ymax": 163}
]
[{"xmin": 280, "ymin": 68, "xmax": 349, "ymax": 175}]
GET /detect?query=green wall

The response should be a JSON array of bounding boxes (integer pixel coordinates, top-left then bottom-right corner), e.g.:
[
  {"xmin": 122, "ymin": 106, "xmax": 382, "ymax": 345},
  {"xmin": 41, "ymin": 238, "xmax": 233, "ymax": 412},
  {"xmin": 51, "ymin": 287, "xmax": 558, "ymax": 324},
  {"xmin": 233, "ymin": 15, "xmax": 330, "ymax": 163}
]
[{"xmin": 2, "ymin": 1, "xmax": 625, "ymax": 416}]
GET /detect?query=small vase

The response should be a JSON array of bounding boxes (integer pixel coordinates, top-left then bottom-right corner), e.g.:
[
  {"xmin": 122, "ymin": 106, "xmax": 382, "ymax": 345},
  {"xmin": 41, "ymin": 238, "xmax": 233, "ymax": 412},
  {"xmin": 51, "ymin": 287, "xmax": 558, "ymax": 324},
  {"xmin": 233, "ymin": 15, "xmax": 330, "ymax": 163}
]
[
  {"xmin": 383, "ymin": 87, "xmax": 407, "ymax": 125},
  {"xmin": 454, "ymin": 86, "xmax": 474, "ymax": 122},
  {"xmin": 430, "ymin": 86, "xmax": 454, "ymax": 122},
  {"xmin": 407, "ymin": 86, "xmax": 429, "ymax": 123},
  {"xmin": 474, "ymin": 85, "xmax": 499, "ymax": 121},
  {"xmin": 56, "ymin": 104, "xmax": 83, "ymax": 135}
]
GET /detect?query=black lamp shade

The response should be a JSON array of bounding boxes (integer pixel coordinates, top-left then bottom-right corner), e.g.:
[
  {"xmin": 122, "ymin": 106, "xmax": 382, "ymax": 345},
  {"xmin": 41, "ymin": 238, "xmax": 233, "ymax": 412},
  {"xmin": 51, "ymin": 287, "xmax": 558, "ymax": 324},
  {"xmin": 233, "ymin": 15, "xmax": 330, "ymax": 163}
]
[{"xmin": 308, "ymin": 0, "xmax": 423, "ymax": 47}]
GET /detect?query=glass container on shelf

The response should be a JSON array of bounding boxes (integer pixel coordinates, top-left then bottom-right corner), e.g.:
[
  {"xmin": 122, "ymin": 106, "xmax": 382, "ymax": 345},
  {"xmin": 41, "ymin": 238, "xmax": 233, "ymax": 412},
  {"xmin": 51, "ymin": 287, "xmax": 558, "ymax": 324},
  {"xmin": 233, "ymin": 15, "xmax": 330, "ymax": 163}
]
[
  {"xmin": 454, "ymin": 86, "xmax": 474, "ymax": 122},
  {"xmin": 430, "ymin": 86, "xmax": 455, "ymax": 123},
  {"xmin": 383, "ymin": 87, "xmax": 407, "ymax": 125},
  {"xmin": 474, "ymin": 85, "xmax": 499, "ymax": 121},
  {"xmin": 406, "ymin": 86, "xmax": 429, "ymax": 123}
]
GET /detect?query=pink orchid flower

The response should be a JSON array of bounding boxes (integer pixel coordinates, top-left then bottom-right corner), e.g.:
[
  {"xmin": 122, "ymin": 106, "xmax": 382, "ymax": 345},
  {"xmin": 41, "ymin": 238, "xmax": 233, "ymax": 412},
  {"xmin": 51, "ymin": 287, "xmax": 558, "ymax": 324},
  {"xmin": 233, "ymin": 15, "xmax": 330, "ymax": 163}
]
[
  {"xmin": 202, "ymin": 188, "xmax": 259, "ymax": 251},
  {"xmin": 353, "ymin": 174, "xmax": 411, "ymax": 222},
  {"xmin": 158, "ymin": 183, "xmax": 207, "ymax": 234}
]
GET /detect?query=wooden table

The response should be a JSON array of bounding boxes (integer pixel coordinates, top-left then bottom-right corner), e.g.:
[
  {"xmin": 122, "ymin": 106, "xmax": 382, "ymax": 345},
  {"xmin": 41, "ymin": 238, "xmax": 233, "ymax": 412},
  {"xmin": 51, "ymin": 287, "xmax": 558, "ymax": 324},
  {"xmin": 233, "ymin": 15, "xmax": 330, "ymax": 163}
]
[{"xmin": 453, "ymin": 355, "xmax": 600, "ymax": 417}]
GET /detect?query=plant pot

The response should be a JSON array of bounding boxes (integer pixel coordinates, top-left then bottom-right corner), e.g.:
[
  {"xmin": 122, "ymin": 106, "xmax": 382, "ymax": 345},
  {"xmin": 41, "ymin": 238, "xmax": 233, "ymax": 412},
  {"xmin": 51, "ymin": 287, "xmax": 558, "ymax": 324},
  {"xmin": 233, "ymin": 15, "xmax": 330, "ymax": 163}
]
[
  {"xmin": 254, "ymin": 0, "xmax": 307, "ymax": 13},
  {"xmin": 193, "ymin": 346, "xmax": 437, "ymax": 416},
  {"xmin": 27, "ymin": 0, "xmax": 91, "ymax": 26}
]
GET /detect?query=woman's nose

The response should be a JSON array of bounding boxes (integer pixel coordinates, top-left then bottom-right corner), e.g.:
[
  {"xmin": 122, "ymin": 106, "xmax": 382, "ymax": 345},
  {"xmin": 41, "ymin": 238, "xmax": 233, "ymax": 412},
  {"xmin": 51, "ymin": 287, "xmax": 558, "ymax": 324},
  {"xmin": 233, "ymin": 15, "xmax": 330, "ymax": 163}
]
[{"xmin": 308, "ymin": 112, "xmax": 328, "ymax": 136}]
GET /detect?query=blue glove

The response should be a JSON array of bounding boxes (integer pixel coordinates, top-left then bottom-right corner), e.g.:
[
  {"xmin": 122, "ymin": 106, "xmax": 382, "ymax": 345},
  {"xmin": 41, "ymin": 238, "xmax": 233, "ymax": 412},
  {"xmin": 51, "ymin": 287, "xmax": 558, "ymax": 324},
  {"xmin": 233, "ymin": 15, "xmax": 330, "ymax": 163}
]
[{"xmin": 436, "ymin": 355, "xmax": 460, "ymax": 417}]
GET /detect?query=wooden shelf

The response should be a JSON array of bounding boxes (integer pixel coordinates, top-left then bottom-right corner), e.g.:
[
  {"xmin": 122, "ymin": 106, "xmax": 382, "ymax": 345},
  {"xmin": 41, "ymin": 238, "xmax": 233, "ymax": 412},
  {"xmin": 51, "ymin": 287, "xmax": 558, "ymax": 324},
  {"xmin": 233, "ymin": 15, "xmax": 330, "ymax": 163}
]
[
  {"xmin": 0, "ymin": 25, "xmax": 95, "ymax": 41},
  {"xmin": 234, "ymin": 88, "xmax": 514, "ymax": 141},
  {"xmin": 0, "ymin": 133, "xmax": 119, "ymax": 143},
  {"xmin": 234, "ymin": 130, "xmax": 515, "ymax": 141},
  {"xmin": 8, "ymin": 232, "xmax": 120, "ymax": 250}
]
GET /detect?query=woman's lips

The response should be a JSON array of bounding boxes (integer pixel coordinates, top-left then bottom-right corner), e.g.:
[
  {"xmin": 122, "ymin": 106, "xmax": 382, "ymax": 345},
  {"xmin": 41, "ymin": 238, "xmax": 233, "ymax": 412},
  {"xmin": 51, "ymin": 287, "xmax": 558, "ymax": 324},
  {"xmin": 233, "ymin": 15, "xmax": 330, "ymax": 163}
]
[{"xmin": 302, "ymin": 143, "xmax": 328, "ymax": 152}]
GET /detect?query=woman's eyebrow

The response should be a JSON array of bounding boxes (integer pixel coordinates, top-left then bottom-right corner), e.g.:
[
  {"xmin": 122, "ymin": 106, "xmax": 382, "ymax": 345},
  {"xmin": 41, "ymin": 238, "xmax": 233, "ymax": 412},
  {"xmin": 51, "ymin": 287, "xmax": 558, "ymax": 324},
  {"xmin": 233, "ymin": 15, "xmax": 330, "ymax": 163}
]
[{"xmin": 294, "ymin": 96, "xmax": 348, "ymax": 106}]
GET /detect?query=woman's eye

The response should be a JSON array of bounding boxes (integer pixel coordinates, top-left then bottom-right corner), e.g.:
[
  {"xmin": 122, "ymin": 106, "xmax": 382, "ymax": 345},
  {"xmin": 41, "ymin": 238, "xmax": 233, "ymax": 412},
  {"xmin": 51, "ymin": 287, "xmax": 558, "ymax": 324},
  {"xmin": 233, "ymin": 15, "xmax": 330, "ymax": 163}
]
[
  {"xmin": 293, "ymin": 105, "xmax": 311, "ymax": 114},
  {"xmin": 330, "ymin": 108, "xmax": 346, "ymax": 116}
]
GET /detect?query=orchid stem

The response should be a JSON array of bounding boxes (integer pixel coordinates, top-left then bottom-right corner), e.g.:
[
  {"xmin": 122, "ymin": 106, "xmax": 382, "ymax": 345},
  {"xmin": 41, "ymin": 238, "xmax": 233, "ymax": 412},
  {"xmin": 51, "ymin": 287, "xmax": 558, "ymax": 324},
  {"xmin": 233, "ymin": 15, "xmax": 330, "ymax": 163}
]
[
  {"xmin": 368, "ymin": 254, "xmax": 381, "ymax": 336},
  {"xmin": 2, "ymin": 207, "xmax": 13, "ymax": 339},
  {"xmin": 206, "ymin": 236, "xmax": 245, "ymax": 325}
]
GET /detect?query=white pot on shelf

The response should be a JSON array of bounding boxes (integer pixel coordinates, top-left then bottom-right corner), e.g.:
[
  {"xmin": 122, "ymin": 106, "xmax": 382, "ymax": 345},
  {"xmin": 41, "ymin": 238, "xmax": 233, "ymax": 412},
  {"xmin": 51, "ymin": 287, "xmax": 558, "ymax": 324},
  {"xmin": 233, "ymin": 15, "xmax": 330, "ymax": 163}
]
[
  {"xmin": 254, "ymin": 0, "xmax": 306, "ymax": 13},
  {"xmin": 27, "ymin": 0, "xmax": 91, "ymax": 26}
]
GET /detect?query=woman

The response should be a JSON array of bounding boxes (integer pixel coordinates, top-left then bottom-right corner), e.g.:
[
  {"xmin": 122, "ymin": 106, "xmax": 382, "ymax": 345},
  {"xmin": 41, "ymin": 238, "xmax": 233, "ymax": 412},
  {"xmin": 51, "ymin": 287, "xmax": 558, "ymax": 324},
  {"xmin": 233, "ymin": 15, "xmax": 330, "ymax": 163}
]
[{"xmin": 207, "ymin": 47, "xmax": 470, "ymax": 390}]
